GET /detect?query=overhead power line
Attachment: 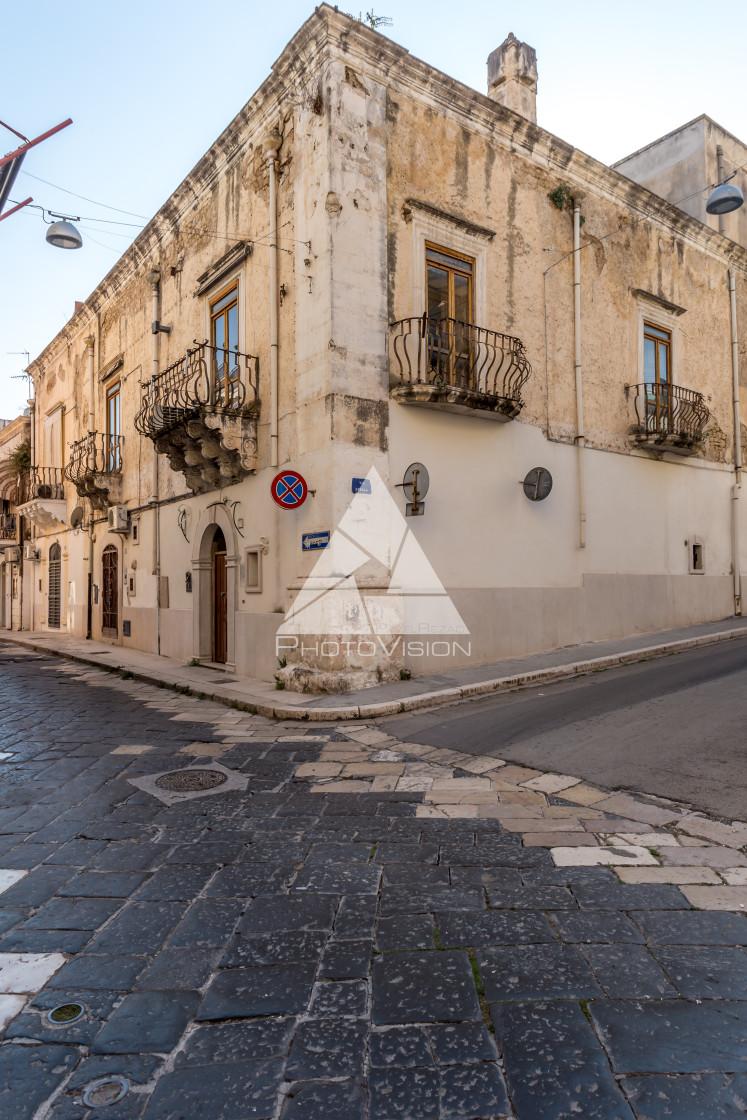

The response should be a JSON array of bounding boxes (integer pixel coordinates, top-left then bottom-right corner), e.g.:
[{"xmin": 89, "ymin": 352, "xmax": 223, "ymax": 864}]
[{"xmin": 20, "ymin": 169, "xmax": 148, "ymax": 219}]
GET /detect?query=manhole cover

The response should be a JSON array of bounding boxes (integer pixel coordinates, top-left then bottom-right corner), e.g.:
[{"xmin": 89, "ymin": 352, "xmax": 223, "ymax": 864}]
[
  {"xmin": 83, "ymin": 1077, "xmax": 129, "ymax": 1107},
  {"xmin": 155, "ymin": 769, "xmax": 228, "ymax": 792},
  {"xmin": 47, "ymin": 1002, "xmax": 85, "ymax": 1025}
]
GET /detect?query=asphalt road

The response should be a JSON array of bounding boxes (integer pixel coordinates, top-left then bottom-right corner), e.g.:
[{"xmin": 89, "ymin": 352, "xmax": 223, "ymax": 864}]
[{"xmin": 385, "ymin": 638, "xmax": 747, "ymax": 821}]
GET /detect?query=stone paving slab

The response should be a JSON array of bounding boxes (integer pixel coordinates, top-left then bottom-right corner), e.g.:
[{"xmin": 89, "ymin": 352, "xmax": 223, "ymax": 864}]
[{"xmin": 1, "ymin": 641, "xmax": 746, "ymax": 1119}]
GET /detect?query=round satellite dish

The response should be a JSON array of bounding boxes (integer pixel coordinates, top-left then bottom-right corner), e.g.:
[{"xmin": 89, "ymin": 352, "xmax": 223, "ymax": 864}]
[
  {"xmin": 705, "ymin": 183, "xmax": 744, "ymax": 216},
  {"xmin": 46, "ymin": 220, "xmax": 83, "ymax": 249},
  {"xmin": 70, "ymin": 506, "xmax": 85, "ymax": 529},
  {"xmin": 403, "ymin": 462, "xmax": 429, "ymax": 501},
  {"xmin": 523, "ymin": 467, "xmax": 553, "ymax": 501}
]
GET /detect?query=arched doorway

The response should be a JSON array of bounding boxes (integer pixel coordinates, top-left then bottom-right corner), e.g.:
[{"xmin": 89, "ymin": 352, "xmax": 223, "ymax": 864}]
[
  {"xmin": 191, "ymin": 505, "xmax": 238, "ymax": 669},
  {"xmin": 211, "ymin": 526, "xmax": 228, "ymax": 663},
  {"xmin": 102, "ymin": 544, "xmax": 118, "ymax": 638},
  {"xmin": 48, "ymin": 542, "xmax": 61, "ymax": 629}
]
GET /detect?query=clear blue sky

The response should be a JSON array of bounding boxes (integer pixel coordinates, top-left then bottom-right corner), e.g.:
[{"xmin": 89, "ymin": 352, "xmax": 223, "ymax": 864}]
[{"xmin": 2, "ymin": 0, "xmax": 746, "ymax": 419}]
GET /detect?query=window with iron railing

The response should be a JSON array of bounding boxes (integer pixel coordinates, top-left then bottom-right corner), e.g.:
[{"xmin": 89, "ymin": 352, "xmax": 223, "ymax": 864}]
[
  {"xmin": 106, "ymin": 381, "xmax": 121, "ymax": 472},
  {"xmin": 210, "ymin": 283, "xmax": 241, "ymax": 408},
  {"xmin": 426, "ymin": 244, "xmax": 474, "ymax": 386},
  {"xmin": 643, "ymin": 322, "xmax": 673, "ymax": 433}
]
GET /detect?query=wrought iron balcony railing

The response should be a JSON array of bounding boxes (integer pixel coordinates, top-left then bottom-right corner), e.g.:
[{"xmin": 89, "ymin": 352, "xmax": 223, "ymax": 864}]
[
  {"xmin": 390, "ymin": 314, "xmax": 531, "ymax": 417},
  {"xmin": 135, "ymin": 340, "xmax": 259, "ymax": 438},
  {"xmin": 631, "ymin": 382, "xmax": 710, "ymax": 448},
  {"xmin": 65, "ymin": 432, "xmax": 123, "ymax": 484},
  {"xmin": 18, "ymin": 467, "xmax": 64, "ymax": 504},
  {"xmin": 0, "ymin": 513, "xmax": 16, "ymax": 540}
]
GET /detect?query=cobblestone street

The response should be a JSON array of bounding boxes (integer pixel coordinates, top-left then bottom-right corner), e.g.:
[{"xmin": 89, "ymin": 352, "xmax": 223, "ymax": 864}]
[{"xmin": 1, "ymin": 641, "xmax": 746, "ymax": 1119}]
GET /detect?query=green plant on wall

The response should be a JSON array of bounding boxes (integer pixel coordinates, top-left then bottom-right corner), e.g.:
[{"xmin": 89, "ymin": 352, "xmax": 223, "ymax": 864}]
[
  {"xmin": 548, "ymin": 182, "xmax": 572, "ymax": 211},
  {"xmin": 6, "ymin": 441, "xmax": 31, "ymax": 475},
  {"xmin": 548, "ymin": 183, "xmax": 585, "ymax": 224}
]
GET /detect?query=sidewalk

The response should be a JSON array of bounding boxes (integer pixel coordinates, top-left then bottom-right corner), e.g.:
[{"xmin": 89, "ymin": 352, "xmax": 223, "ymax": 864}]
[{"xmin": 3, "ymin": 614, "xmax": 747, "ymax": 721}]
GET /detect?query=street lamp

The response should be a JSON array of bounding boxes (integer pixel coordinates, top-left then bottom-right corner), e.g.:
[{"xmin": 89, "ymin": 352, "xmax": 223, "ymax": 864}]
[
  {"xmin": 45, "ymin": 213, "xmax": 83, "ymax": 249},
  {"xmin": 706, "ymin": 181, "xmax": 744, "ymax": 216}
]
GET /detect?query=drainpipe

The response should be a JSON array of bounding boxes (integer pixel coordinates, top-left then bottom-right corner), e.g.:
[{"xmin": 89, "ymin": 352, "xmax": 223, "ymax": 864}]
[
  {"xmin": 573, "ymin": 192, "xmax": 587, "ymax": 548},
  {"xmin": 146, "ymin": 269, "xmax": 162, "ymax": 653},
  {"xmin": 729, "ymin": 269, "xmax": 742, "ymax": 615},
  {"xmin": 85, "ymin": 334, "xmax": 95, "ymax": 432},
  {"xmin": 263, "ymin": 129, "xmax": 282, "ymax": 468},
  {"xmin": 84, "ymin": 336, "xmax": 95, "ymax": 638}
]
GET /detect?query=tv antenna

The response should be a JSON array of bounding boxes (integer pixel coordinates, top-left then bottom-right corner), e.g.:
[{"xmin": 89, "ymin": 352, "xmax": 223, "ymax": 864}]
[
  {"xmin": 8, "ymin": 351, "xmax": 32, "ymax": 397},
  {"xmin": 352, "ymin": 10, "xmax": 393, "ymax": 29}
]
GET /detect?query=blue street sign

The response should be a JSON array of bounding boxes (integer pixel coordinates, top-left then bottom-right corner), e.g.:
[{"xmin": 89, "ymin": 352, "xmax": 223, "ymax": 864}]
[
  {"xmin": 302, "ymin": 531, "xmax": 330, "ymax": 551},
  {"xmin": 352, "ymin": 477, "xmax": 371, "ymax": 494}
]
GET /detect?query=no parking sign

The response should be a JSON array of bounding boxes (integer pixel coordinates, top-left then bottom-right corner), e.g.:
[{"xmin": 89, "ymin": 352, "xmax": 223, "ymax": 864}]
[{"xmin": 271, "ymin": 470, "xmax": 308, "ymax": 509}]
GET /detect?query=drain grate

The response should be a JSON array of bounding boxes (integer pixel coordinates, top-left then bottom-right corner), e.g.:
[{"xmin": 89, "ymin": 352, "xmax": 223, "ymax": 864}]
[
  {"xmin": 47, "ymin": 1002, "xmax": 85, "ymax": 1025},
  {"xmin": 82, "ymin": 1077, "xmax": 129, "ymax": 1108},
  {"xmin": 155, "ymin": 768, "xmax": 228, "ymax": 792}
]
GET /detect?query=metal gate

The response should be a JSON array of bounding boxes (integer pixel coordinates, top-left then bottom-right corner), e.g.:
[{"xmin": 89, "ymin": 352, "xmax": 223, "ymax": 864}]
[
  {"xmin": 48, "ymin": 542, "xmax": 61, "ymax": 629},
  {"xmin": 102, "ymin": 544, "xmax": 118, "ymax": 637}
]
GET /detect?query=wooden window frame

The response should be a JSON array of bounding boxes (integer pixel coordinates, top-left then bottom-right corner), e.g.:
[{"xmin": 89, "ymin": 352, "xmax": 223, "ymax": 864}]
[
  {"xmin": 209, "ymin": 282, "xmax": 240, "ymax": 408},
  {"xmin": 425, "ymin": 243, "xmax": 476, "ymax": 387},
  {"xmin": 643, "ymin": 321, "xmax": 672, "ymax": 385},
  {"xmin": 643, "ymin": 321, "xmax": 673, "ymax": 432},
  {"xmin": 425, "ymin": 242, "xmax": 474, "ymax": 324},
  {"xmin": 105, "ymin": 380, "xmax": 121, "ymax": 472}
]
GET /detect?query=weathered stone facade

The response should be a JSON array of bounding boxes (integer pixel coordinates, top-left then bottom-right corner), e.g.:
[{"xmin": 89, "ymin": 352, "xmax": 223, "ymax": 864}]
[{"xmin": 7, "ymin": 8, "xmax": 747, "ymax": 690}]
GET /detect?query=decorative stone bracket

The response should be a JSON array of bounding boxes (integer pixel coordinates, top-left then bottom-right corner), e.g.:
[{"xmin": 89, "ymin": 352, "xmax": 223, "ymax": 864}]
[
  {"xmin": 154, "ymin": 410, "xmax": 259, "ymax": 495},
  {"xmin": 16, "ymin": 499, "xmax": 67, "ymax": 530},
  {"xmin": 71, "ymin": 473, "xmax": 123, "ymax": 512}
]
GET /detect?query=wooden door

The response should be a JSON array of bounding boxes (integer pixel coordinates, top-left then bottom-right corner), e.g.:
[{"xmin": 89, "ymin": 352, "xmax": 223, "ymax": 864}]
[
  {"xmin": 213, "ymin": 548, "xmax": 227, "ymax": 663},
  {"xmin": 48, "ymin": 543, "xmax": 61, "ymax": 629},
  {"xmin": 102, "ymin": 545, "xmax": 118, "ymax": 637}
]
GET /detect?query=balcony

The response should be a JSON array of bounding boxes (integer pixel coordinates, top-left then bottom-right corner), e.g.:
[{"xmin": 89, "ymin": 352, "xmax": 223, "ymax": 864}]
[
  {"xmin": 0, "ymin": 513, "xmax": 17, "ymax": 547},
  {"xmin": 16, "ymin": 468, "xmax": 67, "ymax": 529},
  {"xmin": 135, "ymin": 340, "xmax": 259, "ymax": 493},
  {"xmin": 389, "ymin": 314, "xmax": 531, "ymax": 421},
  {"xmin": 628, "ymin": 383, "xmax": 710, "ymax": 457},
  {"xmin": 64, "ymin": 432, "xmax": 123, "ymax": 511}
]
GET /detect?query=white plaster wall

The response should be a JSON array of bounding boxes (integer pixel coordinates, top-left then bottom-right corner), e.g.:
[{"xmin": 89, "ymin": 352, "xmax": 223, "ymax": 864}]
[{"xmin": 386, "ymin": 403, "xmax": 739, "ymax": 671}]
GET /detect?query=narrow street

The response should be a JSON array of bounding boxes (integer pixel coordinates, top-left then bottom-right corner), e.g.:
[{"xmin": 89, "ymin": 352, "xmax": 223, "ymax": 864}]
[
  {"xmin": 387, "ymin": 639, "xmax": 747, "ymax": 820},
  {"xmin": 1, "ymin": 642, "xmax": 746, "ymax": 1119}
]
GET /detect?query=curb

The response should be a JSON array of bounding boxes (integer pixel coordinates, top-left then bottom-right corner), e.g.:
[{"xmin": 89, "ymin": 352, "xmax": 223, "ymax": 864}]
[{"xmin": 2, "ymin": 624, "xmax": 746, "ymax": 722}]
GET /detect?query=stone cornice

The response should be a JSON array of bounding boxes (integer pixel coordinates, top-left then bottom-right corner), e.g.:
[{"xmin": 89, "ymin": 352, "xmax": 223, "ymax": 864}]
[
  {"xmin": 403, "ymin": 199, "xmax": 495, "ymax": 241},
  {"xmin": 27, "ymin": 4, "xmax": 747, "ymax": 378},
  {"xmin": 631, "ymin": 289, "xmax": 687, "ymax": 317},
  {"xmin": 194, "ymin": 240, "xmax": 253, "ymax": 297},
  {"xmin": 98, "ymin": 354, "xmax": 124, "ymax": 382},
  {"xmin": 28, "ymin": 29, "xmax": 320, "ymax": 376},
  {"xmin": 313, "ymin": 6, "xmax": 747, "ymax": 274}
]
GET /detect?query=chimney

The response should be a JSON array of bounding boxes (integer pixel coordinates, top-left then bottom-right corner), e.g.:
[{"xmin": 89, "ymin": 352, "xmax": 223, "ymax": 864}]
[{"xmin": 487, "ymin": 33, "xmax": 538, "ymax": 123}]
